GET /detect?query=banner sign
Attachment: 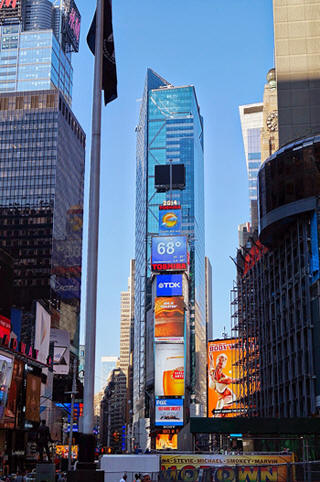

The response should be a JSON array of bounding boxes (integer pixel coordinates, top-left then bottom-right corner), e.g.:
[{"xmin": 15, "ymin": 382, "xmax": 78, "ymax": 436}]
[
  {"xmin": 0, "ymin": 315, "xmax": 10, "ymax": 340},
  {"xmin": 156, "ymin": 274, "xmax": 183, "ymax": 297},
  {"xmin": 154, "ymin": 297, "xmax": 184, "ymax": 341},
  {"xmin": 65, "ymin": 0, "xmax": 81, "ymax": 52},
  {"xmin": 155, "ymin": 399, "xmax": 183, "ymax": 426},
  {"xmin": 208, "ymin": 338, "xmax": 242, "ymax": 418},
  {"xmin": 155, "ymin": 344, "xmax": 184, "ymax": 397},
  {"xmin": 25, "ymin": 373, "xmax": 41, "ymax": 422},
  {"xmin": 159, "ymin": 208, "xmax": 181, "ymax": 233},
  {"xmin": 160, "ymin": 454, "xmax": 294, "ymax": 481},
  {"xmin": 35, "ymin": 302, "xmax": 51, "ymax": 364},
  {"xmin": 50, "ymin": 329, "xmax": 70, "ymax": 375},
  {"xmin": 152, "ymin": 236, "xmax": 187, "ymax": 272}
]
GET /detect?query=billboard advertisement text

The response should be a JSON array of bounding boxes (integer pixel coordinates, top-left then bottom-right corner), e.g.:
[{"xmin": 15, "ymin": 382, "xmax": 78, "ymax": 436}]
[
  {"xmin": 155, "ymin": 297, "xmax": 184, "ymax": 341},
  {"xmin": 0, "ymin": 0, "xmax": 21, "ymax": 23},
  {"xmin": 152, "ymin": 236, "xmax": 187, "ymax": 272},
  {"xmin": 155, "ymin": 398, "xmax": 183, "ymax": 426},
  {"xmin": 208, "ymin": 339, "xmax": 241, "ymax": 418},
  {"xmin": 156, "ymin": 274, "xmax": 183, "ymax": 297},
  {"xmin": 160, "ymin": 454, "xmax": 294, "ymax": 482},
  {"xmin": 159, "ymin": 208, "xmax": 181, "ymax": 233},
  {"xmin": 155, "ymin": 344, "xmax": 184, "ymax": 397}
]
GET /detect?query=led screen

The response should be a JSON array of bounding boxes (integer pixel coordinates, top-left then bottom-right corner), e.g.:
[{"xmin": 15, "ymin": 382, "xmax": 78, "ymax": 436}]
[
  {"xmin": 154, "ymin": 297, "xmax": 184, "ymax": 342},
  {"xmin": 155, "ymin": 344, "xmax": 184, "ymax": 397},
  {"xmin": 155, "ymin": 399, "xmax": 183, "ymax": 426},
  {"xmin": 208, "ymin": 339, "xmax": 242, "ymax": 418},
  {"xmin": 159, "ymin": 208, "xmax": 181, "ymax": 233},
  {"xmin": 156, "ymin": 274, "xmax": 183, "ymax": 297},
  {"xmin": 152, "ymin": 236, "xmax": 187, "ymax": 272}
]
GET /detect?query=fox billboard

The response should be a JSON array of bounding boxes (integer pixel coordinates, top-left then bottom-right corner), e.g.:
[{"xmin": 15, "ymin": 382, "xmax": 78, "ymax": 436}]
[{"xmin": 155, "ymin": 398, "xmax": 183, "ymax": 427}]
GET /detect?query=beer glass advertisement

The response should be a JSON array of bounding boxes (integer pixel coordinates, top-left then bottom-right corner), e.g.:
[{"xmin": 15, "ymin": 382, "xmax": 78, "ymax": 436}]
[
  {"xmin": 155, "ymin": 344, "xmax": 184, "ymax": 397},
  {"xmin": 0, "ymin": 352, "xmax": 14, "ymax": 420},
  {"xmin": 156, "ymin": 434, "xmax": 177, "ymax": 450},
  {"xmin": 26, "ymin": 373, "xmax": 41, "ymax": 422},
  {"xmin": 154, "ymin": 297, "xmax": 184, "ymax": 341},
  {"xmin": 208, "ymin": 339, "xmax": 241, "ymax": 418},
  {"xmin": 155, "ymin": 399, "xmax": 183, "ymax": 426}
]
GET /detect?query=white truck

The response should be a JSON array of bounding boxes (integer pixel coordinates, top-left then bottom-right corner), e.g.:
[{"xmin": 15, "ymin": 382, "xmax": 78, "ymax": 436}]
[{"xmin": 100, "ymin": 454, "xmax": 160, "ymax": 482}]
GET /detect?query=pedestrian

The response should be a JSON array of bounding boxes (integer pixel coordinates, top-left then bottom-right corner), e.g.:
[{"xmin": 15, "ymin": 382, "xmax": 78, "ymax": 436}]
[
  {"xmin": 119, "ymin": 474, "xmax": 127, "ymax": 482},
  {"xmin": 37, "ymin": 419, "xmax": 54, "ymax": 463},
  {"xmin": 16, "ymin": 471, "xmax": 26, "ymax": 482},
  {"xmin": 134, "ymin": 474, "xmax": 141, "ymax": 482}
]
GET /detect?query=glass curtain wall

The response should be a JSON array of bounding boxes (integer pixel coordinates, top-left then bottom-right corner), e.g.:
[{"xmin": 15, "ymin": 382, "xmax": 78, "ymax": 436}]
[{"xmin": 134, "ymin": 69, "xmax": 206, "ymax": 424}]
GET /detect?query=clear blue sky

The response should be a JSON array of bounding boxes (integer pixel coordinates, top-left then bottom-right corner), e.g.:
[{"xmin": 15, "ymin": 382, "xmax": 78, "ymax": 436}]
[{"xmin": 72, "ymin": 0, "xmax": 274, "ymax": 392}]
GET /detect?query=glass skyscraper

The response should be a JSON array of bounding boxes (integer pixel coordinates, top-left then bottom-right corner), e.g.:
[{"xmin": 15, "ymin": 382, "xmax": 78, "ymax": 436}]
[
  {"xmin": 0, "ymin": 0, "xmax": 79, "ymax": 105},
  {"xmin": 0, "ymin": 0, "xmax": 84, "ymax": 356},
  {"xmin": 134, "ymin": 69, "xmax": 206, "ymax": 447},
  {"xmin": 239, "ymin": 103, "xmax": 263, "ymax": 229}
]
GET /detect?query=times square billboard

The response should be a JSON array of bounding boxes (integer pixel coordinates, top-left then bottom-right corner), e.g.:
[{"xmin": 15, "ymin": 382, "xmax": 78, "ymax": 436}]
[
  {"xmin": 0, "ymin": 0, "xmax": 22, "ymax": 23},
  {"xmin": 156, "ymin": 274, "xmax": 183, "ymax": 297},
  {"xmin": 208, "ymin": 338, "xmax": 242, "ymax": 418},
  {"xmin": 151, "ymin": 235, "xmax": 187, "ymax": 272},
  {"xmin": 155, "ymin": 398, "xmax": 183, "ymax": 427},
  {"xmin": 154, "ymin": 296, "xmax": 184, "ymax": 342},
  {"xmin": 159, "ymin": 208, "xmax": 181, "ymax": 233},
  {"xmin": 155, "ymin": 344, "xmax": 184, "ymax": 398}
]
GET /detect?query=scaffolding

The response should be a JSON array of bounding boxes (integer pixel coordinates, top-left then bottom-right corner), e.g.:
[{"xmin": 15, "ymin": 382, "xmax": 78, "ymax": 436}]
[{"xmin": 231, "ymin": 212, "xmax": 319, "ymax": 418}]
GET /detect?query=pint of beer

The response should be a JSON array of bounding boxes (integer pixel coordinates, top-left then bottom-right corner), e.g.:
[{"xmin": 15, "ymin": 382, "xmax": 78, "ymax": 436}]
[
  {"xmin": 154, "ymin": 297, "xmax": 184, "ymax": 339},
  {"xmin": 163, "ymin": 356, "xmax": 184, "ymax": 396}
]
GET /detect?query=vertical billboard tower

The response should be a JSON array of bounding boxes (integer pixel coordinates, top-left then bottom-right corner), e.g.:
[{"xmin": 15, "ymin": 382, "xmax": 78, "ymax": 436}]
[{"xmin": 134, "ymin": 69, "xmax": 206, "ymax": 449}]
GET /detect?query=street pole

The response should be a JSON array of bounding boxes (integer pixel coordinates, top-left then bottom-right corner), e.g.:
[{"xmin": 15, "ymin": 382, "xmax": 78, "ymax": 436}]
[
  {"xmin": 83, "ymin": 0, "xmax": 103, "ymax": 436},
  {"xmin": 68, "ymin": 359, "xmax": 77, "ymax": 471},
  {"xmin": 107, "ymin": 397, "xmax": 110, "ymax": 448}
]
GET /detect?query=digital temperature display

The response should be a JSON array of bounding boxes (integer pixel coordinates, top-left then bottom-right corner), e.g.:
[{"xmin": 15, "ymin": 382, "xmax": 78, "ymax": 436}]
[{"xmin": 152, "ymin": 236, "xmax": 187, "ymax": 271}]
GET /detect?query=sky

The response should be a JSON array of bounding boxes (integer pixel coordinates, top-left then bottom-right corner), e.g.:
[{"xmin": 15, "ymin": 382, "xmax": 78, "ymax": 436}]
[{"xmin": 71, "ymin": 0, "xmax": 275, "ymax": 392}]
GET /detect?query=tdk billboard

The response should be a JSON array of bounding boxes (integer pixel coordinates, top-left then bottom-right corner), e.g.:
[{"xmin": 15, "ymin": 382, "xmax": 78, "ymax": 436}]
[{"xmin": 156, "ymin": 274, "xmax": 183, "ymax": 297}]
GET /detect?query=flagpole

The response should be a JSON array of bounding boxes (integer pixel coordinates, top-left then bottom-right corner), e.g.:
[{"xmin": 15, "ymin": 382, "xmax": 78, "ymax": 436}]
[{"xmin": 83, "ymin": 0, "xmax": 103, "ymax": 436}]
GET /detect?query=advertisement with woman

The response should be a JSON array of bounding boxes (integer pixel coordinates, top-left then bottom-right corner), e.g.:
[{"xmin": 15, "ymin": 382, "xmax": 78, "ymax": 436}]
[{"xmin": 208, "ymin": 339, "xmax": 241, "ymax": 418}]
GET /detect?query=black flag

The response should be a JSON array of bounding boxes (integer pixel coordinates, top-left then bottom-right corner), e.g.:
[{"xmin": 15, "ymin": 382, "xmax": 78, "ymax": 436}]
[{"xmin": 87, "ymin": 0, "xmax": 118, "ymax": 105}]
